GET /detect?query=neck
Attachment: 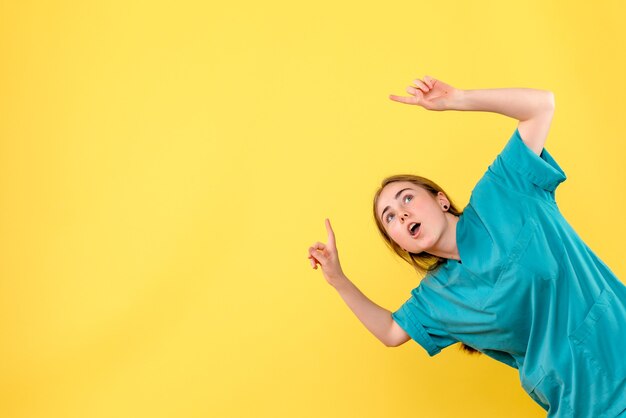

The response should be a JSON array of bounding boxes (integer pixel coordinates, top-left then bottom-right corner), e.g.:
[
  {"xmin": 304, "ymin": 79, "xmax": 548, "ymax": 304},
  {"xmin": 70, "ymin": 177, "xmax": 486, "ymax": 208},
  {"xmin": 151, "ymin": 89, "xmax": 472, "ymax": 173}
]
[{"xmin": 426, "ymin": 213, "xmax": 461, "ymax": 262}]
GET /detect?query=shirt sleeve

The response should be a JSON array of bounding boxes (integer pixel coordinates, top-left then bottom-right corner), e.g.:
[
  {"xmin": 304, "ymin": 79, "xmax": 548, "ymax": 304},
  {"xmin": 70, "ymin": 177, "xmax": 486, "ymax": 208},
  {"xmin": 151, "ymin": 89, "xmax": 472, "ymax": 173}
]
[
  {"xmin": 391, "ymin": 287, "xmax": 457, "ymax": 356},
  {"xmin": 486, "ymin": 128, "xmax": 567, "ymax": 202}
]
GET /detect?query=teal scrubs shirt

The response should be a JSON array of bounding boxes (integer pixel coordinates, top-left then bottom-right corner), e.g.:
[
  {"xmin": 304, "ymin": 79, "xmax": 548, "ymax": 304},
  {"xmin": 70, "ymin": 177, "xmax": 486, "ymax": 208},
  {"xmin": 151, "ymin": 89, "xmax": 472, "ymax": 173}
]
[{"xmin": 392, "ymin": 128, "xmax": 626, "ymax": 418}]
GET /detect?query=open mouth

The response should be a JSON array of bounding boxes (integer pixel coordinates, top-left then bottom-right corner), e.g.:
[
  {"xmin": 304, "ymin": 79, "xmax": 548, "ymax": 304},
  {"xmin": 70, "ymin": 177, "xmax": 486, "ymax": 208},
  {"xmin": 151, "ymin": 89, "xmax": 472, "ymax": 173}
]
[{"xmin": 409, "ymin": 222, "xmax": 421, "ymax": 237}]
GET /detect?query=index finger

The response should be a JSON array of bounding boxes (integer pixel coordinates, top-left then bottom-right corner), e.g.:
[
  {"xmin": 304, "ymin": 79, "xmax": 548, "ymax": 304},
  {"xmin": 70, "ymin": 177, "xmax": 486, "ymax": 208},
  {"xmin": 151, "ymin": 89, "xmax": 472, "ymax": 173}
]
[
  {"xmin": 325, "ymin": 218, "xmax": 336, "ymax": 246},
  {"xmin": 389, "ymin": 94, "xmax": 417, "ymax": 104}
]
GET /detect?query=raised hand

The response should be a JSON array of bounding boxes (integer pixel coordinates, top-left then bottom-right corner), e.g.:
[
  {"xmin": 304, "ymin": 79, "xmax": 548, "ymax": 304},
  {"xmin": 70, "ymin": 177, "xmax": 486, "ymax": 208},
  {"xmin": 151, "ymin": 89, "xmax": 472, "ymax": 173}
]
[
  {"xmin": 308, "ymin": 218, "xmax": 346, "ymax": 286},
  {"xmin": 389, "ymin": 75, "xmax": 459, "ymax": 111}
]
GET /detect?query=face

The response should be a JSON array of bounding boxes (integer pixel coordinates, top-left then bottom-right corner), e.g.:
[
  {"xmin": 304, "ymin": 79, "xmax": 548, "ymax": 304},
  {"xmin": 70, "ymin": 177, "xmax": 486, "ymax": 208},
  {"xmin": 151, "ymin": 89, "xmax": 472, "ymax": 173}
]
[{"xmin": 376, "ymin": 181, "xmax": 450, "ymax": 254}]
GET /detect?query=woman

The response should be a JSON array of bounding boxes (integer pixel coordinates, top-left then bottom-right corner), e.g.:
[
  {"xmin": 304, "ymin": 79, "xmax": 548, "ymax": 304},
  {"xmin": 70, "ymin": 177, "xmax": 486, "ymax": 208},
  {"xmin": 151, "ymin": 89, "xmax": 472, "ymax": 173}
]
[{"xmin": 307, "ymin": 76, "xmax": 626, "ymax": 417}]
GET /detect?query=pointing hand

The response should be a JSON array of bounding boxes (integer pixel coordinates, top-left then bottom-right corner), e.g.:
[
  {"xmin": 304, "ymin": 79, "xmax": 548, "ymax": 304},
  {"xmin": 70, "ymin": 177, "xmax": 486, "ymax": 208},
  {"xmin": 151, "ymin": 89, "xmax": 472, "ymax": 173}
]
[
  {"xmin": 308, "ymin": 218, "xmax": 346, "ymax": 286},
  {"xmin": 389, "ymin": 75, "xmax": 459, "ymax": 111}
]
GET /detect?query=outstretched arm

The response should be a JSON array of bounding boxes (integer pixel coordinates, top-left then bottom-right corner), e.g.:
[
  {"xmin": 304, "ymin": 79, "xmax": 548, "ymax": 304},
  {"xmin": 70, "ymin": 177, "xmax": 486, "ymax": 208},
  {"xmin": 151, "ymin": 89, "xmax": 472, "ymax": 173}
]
[
  {"xmin": 308, "ymin": 219, "xmax": 411, "ymax": 347},
  {"xmin": 450, "ymin": 88, "xmax": 555, "ymax": 156},
  {"xmin": 448, "ymin": 87, "xmax": 554, "ymax": 121},
  {"xmin": 332, "ymin": 276, "xmax": 411, "ymax": 347},
  {"xmin": 390, "ymin": 76, "xmax": 555, "ymax": 156}
]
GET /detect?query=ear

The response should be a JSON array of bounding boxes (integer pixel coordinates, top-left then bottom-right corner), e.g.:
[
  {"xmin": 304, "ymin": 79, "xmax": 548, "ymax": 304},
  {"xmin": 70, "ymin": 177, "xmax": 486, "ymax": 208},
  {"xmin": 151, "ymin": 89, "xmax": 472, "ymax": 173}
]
[{"xmin": 437, "ymin": 191, "xmax": 450, "ymax": 209}]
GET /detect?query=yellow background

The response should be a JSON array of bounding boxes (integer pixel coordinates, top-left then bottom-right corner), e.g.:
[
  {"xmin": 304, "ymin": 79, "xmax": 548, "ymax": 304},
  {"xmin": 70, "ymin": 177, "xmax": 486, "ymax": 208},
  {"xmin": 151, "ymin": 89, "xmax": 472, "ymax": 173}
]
[{"xmin": 1, "ymin": 1, "xmax": 625, "ymax": 417}]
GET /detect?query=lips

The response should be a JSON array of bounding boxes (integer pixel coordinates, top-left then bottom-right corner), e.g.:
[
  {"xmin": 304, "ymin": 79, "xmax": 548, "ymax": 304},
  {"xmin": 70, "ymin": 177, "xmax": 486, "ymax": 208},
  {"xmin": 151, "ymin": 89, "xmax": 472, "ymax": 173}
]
[{"xmin": 408, "ymin": 222, "xmax": 421, "ymax": 237}]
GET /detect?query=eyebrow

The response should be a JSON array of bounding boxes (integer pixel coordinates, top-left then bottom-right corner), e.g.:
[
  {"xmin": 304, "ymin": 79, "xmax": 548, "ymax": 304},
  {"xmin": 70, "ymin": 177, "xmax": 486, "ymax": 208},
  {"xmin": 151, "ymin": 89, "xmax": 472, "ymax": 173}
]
[{"xmin": 380, "ymin": 188, "xmax": 413, "ymax": 223}]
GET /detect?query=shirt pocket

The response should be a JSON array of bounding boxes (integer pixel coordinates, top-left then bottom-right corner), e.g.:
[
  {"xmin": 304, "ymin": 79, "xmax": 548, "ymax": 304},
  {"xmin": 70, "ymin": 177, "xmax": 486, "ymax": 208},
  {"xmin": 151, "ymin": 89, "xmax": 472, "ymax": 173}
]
[
  {"xmin": 480, "ymin": 218, "xmax": 538, "ymax": 310},
  {"xmin": 481, "ymin": 217, "xmax": 567, "ymax": 312},
  {"xmin": 515, "ymin": 218, "xmax": 564, "ymax": 281},
  {"xmin": 494, "ymin": 217, "xmax": 564, "ymax": 286},
  {"xmin": 568, "ymin": 286, "xmax": 626, "ymax": 383}
]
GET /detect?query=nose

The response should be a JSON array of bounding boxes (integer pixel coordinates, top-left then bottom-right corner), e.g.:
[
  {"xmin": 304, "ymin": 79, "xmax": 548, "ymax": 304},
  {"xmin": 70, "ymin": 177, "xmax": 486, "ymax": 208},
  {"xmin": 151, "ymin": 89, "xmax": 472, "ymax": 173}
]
[{"xmin": 399, "ymin": 212, "xmax": 409, "ymax": 222}]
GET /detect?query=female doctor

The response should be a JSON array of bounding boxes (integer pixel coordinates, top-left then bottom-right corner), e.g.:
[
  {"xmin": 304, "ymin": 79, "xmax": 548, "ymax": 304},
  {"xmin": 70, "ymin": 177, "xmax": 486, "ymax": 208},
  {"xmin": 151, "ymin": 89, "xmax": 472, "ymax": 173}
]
[{"xmin": 307, "ymin": 75, "xmax": 626, "ymax": 417}]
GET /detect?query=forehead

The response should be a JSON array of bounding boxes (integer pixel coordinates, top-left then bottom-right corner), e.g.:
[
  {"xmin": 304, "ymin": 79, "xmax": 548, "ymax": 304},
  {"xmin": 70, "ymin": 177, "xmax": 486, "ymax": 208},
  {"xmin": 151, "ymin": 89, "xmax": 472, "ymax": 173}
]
[{"xmin": 377, "ymin": 181, "xmax": 422, "ymax": 213}]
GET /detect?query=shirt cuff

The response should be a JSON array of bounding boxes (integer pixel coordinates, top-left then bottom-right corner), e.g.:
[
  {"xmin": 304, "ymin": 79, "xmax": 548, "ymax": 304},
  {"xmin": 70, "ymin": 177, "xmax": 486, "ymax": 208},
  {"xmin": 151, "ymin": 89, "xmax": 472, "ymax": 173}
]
[
  {"xmin": 392, "ymin": 302, "xmax": 441, "ymax": 356},
  {"xmin": 500, "ymin": 128, "xmax": 567, "ymax": 192}
]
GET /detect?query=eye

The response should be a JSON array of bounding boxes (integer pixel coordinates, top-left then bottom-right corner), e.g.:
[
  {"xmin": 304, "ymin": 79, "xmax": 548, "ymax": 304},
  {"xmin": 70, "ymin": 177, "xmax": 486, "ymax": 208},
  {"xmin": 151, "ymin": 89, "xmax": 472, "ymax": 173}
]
[{"xmin": 384, "ymin": 194, "xmax": 413, "ymax": 224}]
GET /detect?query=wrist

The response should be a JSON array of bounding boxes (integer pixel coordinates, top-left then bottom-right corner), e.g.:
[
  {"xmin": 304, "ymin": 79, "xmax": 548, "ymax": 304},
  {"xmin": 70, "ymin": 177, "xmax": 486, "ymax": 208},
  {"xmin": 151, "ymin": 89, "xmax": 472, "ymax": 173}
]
[
  {"xmin": 331, "ymin": 274, "xmax": 350, "ymax": 290},
  {"xmin": 446, "ymin": 88, "xmax": 467, "ymax": 111}
]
